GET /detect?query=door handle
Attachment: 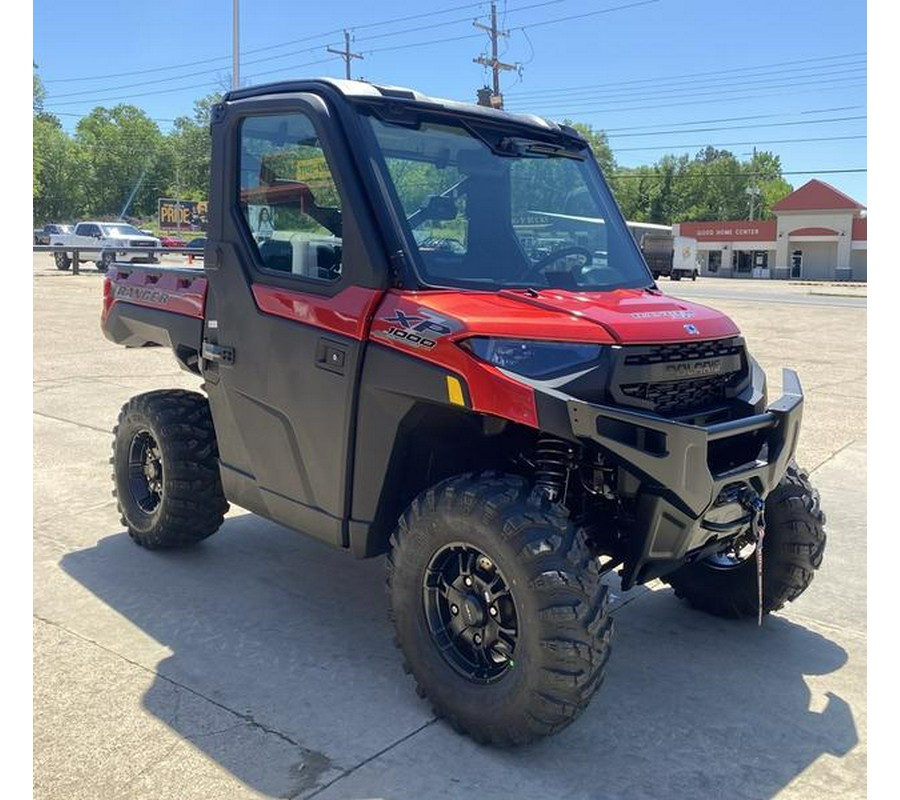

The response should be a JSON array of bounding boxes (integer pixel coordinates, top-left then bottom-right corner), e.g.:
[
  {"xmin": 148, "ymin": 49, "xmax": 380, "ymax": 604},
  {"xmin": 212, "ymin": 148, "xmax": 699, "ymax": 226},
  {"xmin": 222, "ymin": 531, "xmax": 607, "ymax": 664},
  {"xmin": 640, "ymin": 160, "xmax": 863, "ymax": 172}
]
[
  {"xmin": 315, "ymin": 339, "xmax": 346, "ymax": 375},
  {"xmin": 202, "ymin": 342, "xmax": 235, "ymax": 365}
]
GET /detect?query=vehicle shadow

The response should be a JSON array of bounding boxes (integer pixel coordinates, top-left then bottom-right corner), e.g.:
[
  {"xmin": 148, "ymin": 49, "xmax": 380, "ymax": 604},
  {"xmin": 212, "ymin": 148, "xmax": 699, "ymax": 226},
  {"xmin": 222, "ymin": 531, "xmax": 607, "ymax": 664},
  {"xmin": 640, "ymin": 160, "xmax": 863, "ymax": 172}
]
[{"xmin": 60, "ymin": 515, "xmax": 859, "ymax": 799}]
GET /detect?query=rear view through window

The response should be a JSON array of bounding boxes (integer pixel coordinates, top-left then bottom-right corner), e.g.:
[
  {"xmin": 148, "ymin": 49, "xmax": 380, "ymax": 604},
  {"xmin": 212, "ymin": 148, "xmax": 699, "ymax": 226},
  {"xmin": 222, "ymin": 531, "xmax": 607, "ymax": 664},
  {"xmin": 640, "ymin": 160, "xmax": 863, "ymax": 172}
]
[{"xmin": 239, "ymin": 113, "xmax": 343, "ymax": 283}]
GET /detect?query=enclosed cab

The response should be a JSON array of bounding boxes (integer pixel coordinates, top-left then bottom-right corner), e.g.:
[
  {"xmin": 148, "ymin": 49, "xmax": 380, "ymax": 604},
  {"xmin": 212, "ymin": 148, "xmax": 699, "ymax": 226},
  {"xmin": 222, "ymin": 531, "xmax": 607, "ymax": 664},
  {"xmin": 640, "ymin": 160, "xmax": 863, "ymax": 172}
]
[{"xmin": 101, "ymin": 79, "xmax": 825, "ymax": 745}]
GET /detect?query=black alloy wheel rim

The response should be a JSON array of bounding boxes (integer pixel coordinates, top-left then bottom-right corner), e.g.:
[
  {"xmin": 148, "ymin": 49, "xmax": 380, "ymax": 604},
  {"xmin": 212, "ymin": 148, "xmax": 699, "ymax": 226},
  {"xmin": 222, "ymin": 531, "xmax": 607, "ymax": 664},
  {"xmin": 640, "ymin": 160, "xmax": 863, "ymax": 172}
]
[
  {"xmin": 705, "ymin": 529, "xmax": 758, "ymax": 570},
  {"xmin": 423, "ymin": 543, "xmax": 519, "ymax": 683},
  {"xmin": 128, "ymin": 430, "xmax": 163, "ymax": 513}
]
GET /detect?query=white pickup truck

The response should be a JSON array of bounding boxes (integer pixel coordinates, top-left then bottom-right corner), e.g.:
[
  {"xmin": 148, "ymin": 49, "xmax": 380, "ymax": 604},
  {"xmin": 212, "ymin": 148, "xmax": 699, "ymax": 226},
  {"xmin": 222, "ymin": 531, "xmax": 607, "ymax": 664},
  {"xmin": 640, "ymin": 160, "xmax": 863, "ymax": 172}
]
[{"xmin": 50, "ymin": 221, "xmax": 160, "ymax": 272}]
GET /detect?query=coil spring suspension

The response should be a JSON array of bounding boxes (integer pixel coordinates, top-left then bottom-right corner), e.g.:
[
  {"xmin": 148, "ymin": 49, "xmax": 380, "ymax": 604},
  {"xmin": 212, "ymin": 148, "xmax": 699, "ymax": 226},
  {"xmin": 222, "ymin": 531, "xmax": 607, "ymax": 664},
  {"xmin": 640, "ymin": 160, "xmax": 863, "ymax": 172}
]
[{"xmin": 533, "ymin": 435, "xmax": 575, "ymax": 502}]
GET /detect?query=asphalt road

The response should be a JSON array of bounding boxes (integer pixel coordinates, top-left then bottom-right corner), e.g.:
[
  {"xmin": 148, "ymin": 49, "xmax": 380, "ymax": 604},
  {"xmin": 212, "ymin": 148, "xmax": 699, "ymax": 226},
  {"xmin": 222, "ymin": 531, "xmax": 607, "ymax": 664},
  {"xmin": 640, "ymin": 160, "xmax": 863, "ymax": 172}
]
[
  {"xmin": 33, "ymin": 257, "xmax": 867, "ymax": 799},
  {"xmin": 662, "ymin": 277, "xmax": 868, "ymax": 309}
]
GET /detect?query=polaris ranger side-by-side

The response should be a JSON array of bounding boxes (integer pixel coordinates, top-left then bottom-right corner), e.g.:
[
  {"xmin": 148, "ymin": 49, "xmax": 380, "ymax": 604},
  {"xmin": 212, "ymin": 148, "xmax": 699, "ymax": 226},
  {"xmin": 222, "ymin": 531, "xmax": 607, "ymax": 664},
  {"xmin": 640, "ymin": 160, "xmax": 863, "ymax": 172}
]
[{"xmin": 102, "ymin": 79, "xmax": 825, "ymax": 745}]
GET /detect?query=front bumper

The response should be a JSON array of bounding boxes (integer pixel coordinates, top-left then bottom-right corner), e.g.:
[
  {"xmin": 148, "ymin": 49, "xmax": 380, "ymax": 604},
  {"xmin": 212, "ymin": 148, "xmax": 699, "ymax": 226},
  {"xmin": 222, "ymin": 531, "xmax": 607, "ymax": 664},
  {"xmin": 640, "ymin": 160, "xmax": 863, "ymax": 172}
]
[{"xmin": 564, "ymin": 369, "xmax": 803, "ymax": 588}]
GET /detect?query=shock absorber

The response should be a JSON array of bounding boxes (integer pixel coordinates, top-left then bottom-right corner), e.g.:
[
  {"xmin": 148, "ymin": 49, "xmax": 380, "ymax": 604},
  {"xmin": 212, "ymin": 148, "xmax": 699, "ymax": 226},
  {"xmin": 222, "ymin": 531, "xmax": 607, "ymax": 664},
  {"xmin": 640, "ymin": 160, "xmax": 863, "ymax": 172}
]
[{"xmin": 533, "ymin": 435, "xmax": 576, "ymax": 502}]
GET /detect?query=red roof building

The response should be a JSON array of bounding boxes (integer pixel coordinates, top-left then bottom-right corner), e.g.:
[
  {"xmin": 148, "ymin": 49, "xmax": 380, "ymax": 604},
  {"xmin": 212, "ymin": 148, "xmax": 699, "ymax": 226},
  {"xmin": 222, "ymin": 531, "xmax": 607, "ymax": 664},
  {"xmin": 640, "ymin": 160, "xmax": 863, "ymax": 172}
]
[{"xmin": 672, "ymin": 179, "xmax": 866, "ymax": 281}]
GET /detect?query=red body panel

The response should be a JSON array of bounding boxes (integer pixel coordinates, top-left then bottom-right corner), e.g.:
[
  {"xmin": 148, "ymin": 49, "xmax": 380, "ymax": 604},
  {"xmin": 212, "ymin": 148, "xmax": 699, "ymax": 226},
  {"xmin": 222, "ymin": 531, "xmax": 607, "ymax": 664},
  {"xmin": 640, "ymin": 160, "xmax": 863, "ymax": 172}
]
[
  {"xmin": 370, "ymin": 292, "xmax": 541, "ymax": 427},
  {"xmin": 366, "ymin": 288, "xmax": 741, "ymax": 428},
  {"xmin": 250, "ymin": 284, "xmax": 384, "ymax": 341},
  {"xmin": 104, "ymin": 266, "xmax": 742, "ymax": 431},
  {"xmin": 103, "ymin": 269, "xmax": 208, "ymax": 325}
]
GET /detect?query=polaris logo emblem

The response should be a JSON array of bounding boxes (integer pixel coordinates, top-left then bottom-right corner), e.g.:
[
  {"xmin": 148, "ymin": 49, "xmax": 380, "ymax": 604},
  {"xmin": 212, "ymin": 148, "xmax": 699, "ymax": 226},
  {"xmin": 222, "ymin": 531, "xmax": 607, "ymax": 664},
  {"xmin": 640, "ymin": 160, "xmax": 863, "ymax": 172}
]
[
  {"xmin": 684, "ymin": 324, "xmax": 700, "ymax": 335},
  {"xmin": 665, "ymin": 359, "xmax": 723, "ymax": 378}
]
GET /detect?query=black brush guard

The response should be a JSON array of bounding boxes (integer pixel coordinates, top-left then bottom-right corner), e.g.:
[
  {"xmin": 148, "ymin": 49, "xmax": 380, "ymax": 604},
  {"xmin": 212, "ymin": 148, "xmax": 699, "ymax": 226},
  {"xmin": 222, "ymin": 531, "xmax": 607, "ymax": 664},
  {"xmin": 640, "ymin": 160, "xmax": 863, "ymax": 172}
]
[{"xmin": 566, "ymin": 369, "xmax": 804, "ymax": 589}]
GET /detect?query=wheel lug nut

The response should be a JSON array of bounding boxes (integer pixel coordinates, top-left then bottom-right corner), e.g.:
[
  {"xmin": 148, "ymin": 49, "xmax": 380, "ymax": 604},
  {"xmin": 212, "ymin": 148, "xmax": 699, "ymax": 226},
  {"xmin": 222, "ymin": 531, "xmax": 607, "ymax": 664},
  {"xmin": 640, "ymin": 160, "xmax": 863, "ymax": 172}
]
[
  {"xmin": 489, "ymin": 606, "xmax": 498, "ymax": 617},
  {"xmin": 450, "ymin": 604, "xmax": 459, "ymax": 615},
  {"xmin": 473, "ymin": 634, "xmax": 482, "ymax": 645},
  {"xmin": 464, "ymin": 577, "xmax": 473, "ymax": 587}
]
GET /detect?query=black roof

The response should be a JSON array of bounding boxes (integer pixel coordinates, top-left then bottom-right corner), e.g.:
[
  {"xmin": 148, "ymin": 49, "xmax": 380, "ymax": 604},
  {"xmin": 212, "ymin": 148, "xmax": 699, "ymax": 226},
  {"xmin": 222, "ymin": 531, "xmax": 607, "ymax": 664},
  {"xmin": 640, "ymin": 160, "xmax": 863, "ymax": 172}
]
[{"xmin": 223, "ymin": 77, "xmax": 582, "ymax": 140}]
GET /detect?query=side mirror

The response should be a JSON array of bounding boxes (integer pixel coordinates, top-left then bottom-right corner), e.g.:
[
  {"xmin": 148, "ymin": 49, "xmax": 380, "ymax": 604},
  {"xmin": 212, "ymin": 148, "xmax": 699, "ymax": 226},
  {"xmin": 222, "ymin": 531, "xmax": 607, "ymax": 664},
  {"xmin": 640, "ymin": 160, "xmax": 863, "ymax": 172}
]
[{"xmin": 422, "ymin": 195, "xmax": 458, "ymax": 221}]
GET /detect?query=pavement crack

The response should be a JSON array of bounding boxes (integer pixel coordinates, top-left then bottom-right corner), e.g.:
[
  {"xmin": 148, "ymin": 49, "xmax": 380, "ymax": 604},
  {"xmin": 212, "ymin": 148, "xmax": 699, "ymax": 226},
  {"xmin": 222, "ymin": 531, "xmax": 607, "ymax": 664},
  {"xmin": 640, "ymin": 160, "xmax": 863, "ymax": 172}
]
[
  {"xmin": 33, "ymin": 614, "xmax": 334, "ymax": 789},
  {"xmin": 33, "ymin": 410, "xmax": 111, "ymax": 435},
  {"xmin": 301, "ymin": 717, "xmax": 439, "ymax": 800},
  {"xmin": 810, "ymin": 438, "xmax": 861, "ymax": 475}
]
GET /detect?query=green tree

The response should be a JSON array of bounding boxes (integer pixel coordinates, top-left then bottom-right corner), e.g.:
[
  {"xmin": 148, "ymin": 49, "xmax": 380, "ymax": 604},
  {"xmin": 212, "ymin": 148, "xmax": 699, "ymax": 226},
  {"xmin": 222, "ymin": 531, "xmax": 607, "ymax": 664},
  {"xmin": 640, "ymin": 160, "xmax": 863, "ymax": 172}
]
[
  {"xmin": 745, "ymin": 151, "xmax": 793, "ymax": 219},
  {"xmin": 33, "ymin": 114, "xmax": 89, "ymax": 223},
  {"xmin": 564, "ymin": 120, "xmax": 616, "ymax": 176},
  {"xmin": 33, "ymin": 64, "xmax": 46, "ymax": 114},
  {"xmin": 75, "ymin": 105, "xmax": 164, "ymax": 218},
  {"xmin": 161, "ymin": 93, "xmax": 222, "ymax": 202}
]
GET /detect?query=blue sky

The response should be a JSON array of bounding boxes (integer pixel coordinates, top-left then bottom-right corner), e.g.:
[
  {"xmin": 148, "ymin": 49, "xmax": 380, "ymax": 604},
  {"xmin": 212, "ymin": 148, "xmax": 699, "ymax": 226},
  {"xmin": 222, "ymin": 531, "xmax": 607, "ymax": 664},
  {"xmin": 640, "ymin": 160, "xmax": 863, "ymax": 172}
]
[{"xmin": 33, "ymin": 0, "xmax": 867, "ymax": 206}]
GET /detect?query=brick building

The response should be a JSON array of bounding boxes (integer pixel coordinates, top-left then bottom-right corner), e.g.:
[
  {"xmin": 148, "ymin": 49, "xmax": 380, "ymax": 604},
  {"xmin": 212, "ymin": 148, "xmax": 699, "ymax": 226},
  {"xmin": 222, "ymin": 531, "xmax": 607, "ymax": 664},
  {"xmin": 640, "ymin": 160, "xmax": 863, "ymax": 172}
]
[{"xmin": 672, "ymin": 179, "xmax": 867, "ymax": 281}]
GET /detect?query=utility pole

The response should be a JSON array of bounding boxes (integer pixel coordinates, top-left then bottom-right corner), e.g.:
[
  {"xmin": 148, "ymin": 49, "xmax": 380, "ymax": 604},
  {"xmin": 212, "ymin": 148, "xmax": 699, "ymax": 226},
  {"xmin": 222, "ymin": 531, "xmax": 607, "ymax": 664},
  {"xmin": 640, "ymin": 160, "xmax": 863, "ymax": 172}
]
[
  {"xmin": 328, "ymin": 30, "xmax": 364, "ymax": 80},
  {"xmin": 232, "ymin": 0, "xmax": 240, "ymax": 89},
  {"xmin": 473, "ymin": 2, "xmax": 517, "ymax": 108}
]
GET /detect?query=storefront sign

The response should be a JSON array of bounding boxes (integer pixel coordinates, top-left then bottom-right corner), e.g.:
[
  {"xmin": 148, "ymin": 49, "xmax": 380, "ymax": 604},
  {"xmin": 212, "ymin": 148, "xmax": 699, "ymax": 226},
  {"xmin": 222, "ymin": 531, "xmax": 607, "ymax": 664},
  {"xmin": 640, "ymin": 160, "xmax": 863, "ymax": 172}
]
[{"xmin": 678, "ymin": 220, "xmax": 776, "ymax": 242}]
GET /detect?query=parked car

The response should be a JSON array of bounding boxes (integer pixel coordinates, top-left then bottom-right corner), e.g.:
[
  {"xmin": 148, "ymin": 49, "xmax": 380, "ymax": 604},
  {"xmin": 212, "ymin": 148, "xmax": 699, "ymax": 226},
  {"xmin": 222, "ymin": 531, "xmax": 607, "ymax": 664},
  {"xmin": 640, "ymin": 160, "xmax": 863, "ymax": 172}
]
[
  {"xmin": 186, "ymin": 238, "xmax": 206, "ymax": 262},
  {"xmin": 50, "ymin": 221, "xmax": 160, "ymax": 272},
  {"xmin": 159, "ymin": 235, "xmax": 187, "ymax": 248},
  {"xmin": 33, "ymin": 223, "xmax": 72, "ymax": 245}
]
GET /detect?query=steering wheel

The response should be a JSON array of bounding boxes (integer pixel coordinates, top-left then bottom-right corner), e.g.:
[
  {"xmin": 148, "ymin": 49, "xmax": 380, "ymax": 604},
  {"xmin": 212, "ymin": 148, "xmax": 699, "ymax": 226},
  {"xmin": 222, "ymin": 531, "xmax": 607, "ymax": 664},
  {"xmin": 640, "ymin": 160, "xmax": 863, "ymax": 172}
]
[{"xmin": 521, "ymin": 246, "xmax": 594, "ymax": 282}]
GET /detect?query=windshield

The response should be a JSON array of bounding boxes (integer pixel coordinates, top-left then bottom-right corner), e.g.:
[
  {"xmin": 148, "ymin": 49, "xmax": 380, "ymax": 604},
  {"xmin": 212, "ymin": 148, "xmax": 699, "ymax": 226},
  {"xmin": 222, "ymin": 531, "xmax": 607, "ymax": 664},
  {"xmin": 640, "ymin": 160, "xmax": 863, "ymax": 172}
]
[
  {"xmin": 101, "ymin": 224, "xmax": 146, "ymax": 237},
  {"xmin": 363, "ymin": 111, "xmax": 651, "ymax": 292}
]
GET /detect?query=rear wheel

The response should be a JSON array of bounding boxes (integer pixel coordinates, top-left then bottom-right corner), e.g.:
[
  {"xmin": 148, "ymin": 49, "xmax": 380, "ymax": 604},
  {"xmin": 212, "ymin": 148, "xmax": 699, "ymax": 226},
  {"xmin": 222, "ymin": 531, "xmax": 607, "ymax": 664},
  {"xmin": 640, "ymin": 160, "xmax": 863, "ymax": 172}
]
[
  {"xmin": 387, "ymin": 473, "xmax": 612, "ymax": 745},
  {"xmin": 671, "ymin": 272, "xmax": 682, "ymax": 281},
  {"xmin": 664, "ymin": 464, "xmax": 826, "ymax": 618},
  {"xmin": 112, "ymin": 390, "xmax": 228, "ymax": 549},
  {"xmin": 54, "ymin": 251, "xmax": 71, "ymax": 271}
]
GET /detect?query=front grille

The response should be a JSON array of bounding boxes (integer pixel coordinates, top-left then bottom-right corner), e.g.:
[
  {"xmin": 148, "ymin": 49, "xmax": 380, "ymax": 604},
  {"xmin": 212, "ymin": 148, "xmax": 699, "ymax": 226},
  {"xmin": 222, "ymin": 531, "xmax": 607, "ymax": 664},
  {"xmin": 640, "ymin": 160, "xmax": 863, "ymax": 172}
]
[
  {"xmin": 623, "ymin": 339, "xmax": 745, "ymax": 366},
  {"xmin": 613, "ymin": 337, "xmax": 746, "ymax": 415},
  {"xmin": 130, "ymin": 239, "xmax": 156, "ymax": 247},
  {"xmin": 620, "ymin": 374, "xmax": 729, "ymax": 412}
]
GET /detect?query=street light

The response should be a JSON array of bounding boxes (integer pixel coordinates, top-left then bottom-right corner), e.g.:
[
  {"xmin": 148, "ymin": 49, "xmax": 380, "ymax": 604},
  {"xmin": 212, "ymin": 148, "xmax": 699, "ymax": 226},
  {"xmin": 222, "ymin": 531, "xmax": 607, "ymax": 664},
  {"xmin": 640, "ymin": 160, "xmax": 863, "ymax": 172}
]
[{"xmin": 233, "ymin": 0, "xmax": 240, "ymax": 90}]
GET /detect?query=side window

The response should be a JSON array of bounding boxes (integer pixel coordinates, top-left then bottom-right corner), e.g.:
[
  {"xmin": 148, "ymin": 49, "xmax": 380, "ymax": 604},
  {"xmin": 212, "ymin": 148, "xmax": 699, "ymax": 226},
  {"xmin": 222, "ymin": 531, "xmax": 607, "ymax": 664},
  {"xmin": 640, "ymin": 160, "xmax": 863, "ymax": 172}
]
[
  {"xmin": 75, "ymin": 224, "xmax": 88, "ymax": 236},
  {"xmin": 238, "ymin": 113, "xmax": 343, "ymax": 283}
]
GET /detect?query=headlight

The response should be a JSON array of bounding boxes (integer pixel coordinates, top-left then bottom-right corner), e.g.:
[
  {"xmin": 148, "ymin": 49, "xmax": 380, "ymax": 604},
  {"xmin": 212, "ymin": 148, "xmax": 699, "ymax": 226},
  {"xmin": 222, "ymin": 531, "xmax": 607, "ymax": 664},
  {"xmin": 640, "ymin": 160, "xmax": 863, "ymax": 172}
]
[{"xmin": 460, "ymin": 337, "xmax": 605, "ymax": 379}]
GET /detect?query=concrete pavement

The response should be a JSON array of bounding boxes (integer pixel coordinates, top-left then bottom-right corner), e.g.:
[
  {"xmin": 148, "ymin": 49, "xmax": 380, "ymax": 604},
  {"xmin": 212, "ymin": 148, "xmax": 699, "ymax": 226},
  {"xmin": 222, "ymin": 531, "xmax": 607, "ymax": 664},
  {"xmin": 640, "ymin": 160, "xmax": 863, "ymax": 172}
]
[{"xmin": 33, "ymin": 257, "xmax": 866, "ymax": 798}]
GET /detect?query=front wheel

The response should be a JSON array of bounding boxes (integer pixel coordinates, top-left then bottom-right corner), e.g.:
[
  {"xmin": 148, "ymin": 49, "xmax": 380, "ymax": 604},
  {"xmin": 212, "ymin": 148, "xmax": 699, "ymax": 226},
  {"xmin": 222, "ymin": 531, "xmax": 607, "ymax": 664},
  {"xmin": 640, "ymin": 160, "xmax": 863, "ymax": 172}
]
[
  {"xmin": 387, "ymin": 473, "xmax": 612, "ymax": 745},
  {"xmin": 671, "ymin": 272, "xmax": 682, "ymax": 281},
  {"xmin": 54, "ymin": 251, "xmax": 71, "ymax": 271},
  {"xmin": 664, "ymin": 464, "xmax": 826, "ymax": 618},
  {"xmin": 96, "ymin": 250, "xmax": 115, "ymax": 272},
  {"xmin": 112, "ymin": 390, "xmax": 229, "ymax": 549}
]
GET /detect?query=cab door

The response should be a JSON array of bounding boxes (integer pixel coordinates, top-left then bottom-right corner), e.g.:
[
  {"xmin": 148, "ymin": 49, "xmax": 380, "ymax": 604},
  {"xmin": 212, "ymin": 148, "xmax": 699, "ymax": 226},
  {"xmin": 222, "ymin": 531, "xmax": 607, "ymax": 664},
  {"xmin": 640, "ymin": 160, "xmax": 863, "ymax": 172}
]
[
  {"xmin": 73, "ymin": 223, "xmax": 100, "ymax": 259},
  {"xmin": 202, "ymin": 93, "xmax": 388, "ymax": 548}
]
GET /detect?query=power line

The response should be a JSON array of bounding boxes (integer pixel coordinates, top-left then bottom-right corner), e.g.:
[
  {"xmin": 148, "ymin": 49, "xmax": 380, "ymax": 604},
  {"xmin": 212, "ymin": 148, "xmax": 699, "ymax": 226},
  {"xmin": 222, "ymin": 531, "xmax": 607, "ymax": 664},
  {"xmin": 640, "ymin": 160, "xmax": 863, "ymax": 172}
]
[
  {"xmin": 606, "ymin": 115, "xmax": 866, "ymax": 140},
  {"xmin": 43, "ymin": 56, "xmax": 341, "ymax": 108},
  {"xmin": 608, "ymin": 168, "xmax": 867, "ymax": 179},
  {"xmin": 506, "ymin": 51, "xmax": 867, "ymax": 98},
  {"xmin": 602, "ymin": 106, "xmax": 866, "ymax": 134},
  {"xmin": 612, "ymin": 134, "xmax": 866, "ymax": 153},
  {"xmin": 41, "ymin": 1, "xmax": 490, "ymax": 84},
  {"xmin": 40, "ymin": 0, "xmax": 662, "ymax": 106},
  {"xmin": 524, "ymin": 79, "xmax": 867, "ymax": 118},
  {"xmin": 507, "ymin": 68, "xmax": 867, "ymax": 112}
]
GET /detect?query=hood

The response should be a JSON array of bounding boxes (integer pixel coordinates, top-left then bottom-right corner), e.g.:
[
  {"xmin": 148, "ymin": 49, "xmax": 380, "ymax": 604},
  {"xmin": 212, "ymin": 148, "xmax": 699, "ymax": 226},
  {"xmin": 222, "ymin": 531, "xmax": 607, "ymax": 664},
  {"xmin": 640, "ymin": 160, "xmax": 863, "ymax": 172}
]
[
  {"xmin": 397, "ymin": 288, "xmax": 740, "ymax": 345},
  {"xmin": 496, "ymin": 288, "xmax": 740, "ymax": 343}
]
